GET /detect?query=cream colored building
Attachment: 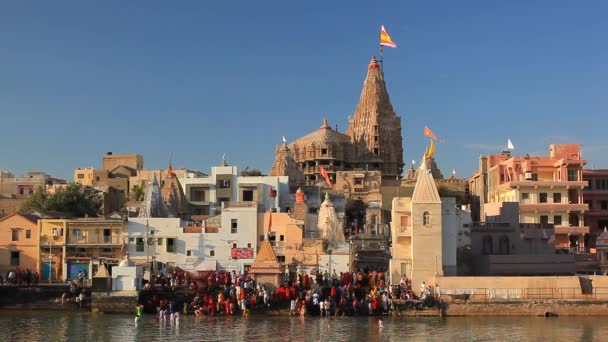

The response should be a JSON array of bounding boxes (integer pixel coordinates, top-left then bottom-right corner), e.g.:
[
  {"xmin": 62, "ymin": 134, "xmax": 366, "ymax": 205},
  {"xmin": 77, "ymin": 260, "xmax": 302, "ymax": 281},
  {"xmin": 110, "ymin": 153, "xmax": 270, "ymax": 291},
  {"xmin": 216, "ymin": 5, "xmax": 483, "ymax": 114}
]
[
  {"xmin": 38, "ymin": 219, "xmax": 68, "ymax": 281},
  {"xmin": 390, "ymin": 160, "xmax": 469, "ymax": 290}
]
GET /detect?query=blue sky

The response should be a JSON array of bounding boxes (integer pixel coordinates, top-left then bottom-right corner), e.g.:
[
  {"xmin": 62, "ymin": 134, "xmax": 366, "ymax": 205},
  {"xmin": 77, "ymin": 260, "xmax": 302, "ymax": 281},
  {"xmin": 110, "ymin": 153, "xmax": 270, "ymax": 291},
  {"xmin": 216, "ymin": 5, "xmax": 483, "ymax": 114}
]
[{"xmin": 1, "ymin": 1, "xmax": 607, "ymax": 180}]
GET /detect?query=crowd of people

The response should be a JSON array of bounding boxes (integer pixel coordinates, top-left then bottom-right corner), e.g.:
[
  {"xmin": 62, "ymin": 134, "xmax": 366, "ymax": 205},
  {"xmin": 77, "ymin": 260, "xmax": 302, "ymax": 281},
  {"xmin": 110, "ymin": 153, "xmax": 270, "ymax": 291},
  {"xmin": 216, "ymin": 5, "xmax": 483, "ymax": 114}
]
[
  {"xmin": 0, "ymin": 268, "xmax": 40, "ymax": 286},
  {"xmin": 140, "ymin": 268, "xmax": 443, "ymax": 319}
]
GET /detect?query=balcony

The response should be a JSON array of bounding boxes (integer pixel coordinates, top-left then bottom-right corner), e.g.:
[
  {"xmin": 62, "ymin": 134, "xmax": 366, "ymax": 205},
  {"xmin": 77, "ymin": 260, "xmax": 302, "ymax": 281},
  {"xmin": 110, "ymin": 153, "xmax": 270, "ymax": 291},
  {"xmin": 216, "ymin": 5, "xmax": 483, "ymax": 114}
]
[
  {"xmin": 499, "ymin": 180, "xmax": 587, "ymax": 190},
  {"xmin": 394, "ymin": 225, "xmax": 412, "ymax": 237},
  {"xmin": 554, "ymin": 226, "xmax": 590, "ymax": 235},
  {"xmin": 66, "ymin": 236, "xmax": 123, "ymax": 245},
  {"xmin": 519, "ymin": 204, "xmax": 588, "ymax": 212},
  {"xmin": 40, "ymin": 235, "xmax": 64, "ymax": 245},
  {"xmin": 270, "ymin": 241, "xmax": 286, "ymax": 253},
  {"xmin": 223, "ymin": 201, "xmax": 257, "ymax": 209}
]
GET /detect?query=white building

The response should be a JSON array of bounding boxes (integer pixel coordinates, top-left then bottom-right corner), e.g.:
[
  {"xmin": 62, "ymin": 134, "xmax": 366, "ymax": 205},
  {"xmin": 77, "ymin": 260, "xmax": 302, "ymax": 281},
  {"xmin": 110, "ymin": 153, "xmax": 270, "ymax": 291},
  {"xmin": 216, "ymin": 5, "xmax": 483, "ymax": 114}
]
[
  {"xmin": 201, "ymin": 202, "xmax": 259, "ymax": 274},
  {"xmin": 178, "ymin": 163, "xmax": 289, "ymax": 216},
  {"xmin": 126, "ymin": 218, "xmax": 203, "ymax": 274}
]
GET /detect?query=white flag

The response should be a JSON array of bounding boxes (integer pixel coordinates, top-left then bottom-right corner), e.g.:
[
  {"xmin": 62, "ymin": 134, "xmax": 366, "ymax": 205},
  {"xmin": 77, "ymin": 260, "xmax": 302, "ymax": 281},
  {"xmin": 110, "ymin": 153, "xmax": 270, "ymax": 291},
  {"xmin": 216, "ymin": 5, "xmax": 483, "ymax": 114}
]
[
  {"xmin": 452, "ymin": 169, "xmax": 456, "ymax": 176},
  {"xmin": 282, "ymin": 136, "xmax": 287, "ymax": 143},
  {"xmin": 507, "ymin": 138, "xmax": 515, "ymax": 150},
  {"xmin": 411, "ymin": 160, "xmax": 416, "ymax": 165}
]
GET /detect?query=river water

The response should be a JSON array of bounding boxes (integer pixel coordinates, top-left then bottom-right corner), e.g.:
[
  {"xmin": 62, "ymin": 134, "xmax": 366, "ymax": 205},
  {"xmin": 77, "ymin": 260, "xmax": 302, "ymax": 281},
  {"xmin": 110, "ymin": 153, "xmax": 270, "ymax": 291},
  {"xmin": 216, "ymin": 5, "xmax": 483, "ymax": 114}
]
[{"xmin": 1, "ymin": 311, "xmax": 607, "ymax": 341}]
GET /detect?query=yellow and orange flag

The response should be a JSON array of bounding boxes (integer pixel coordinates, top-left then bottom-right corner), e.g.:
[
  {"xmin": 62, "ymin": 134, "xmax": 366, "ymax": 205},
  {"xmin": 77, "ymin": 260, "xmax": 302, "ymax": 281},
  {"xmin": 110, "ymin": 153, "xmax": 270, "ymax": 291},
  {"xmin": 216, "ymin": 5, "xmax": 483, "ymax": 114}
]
[
  {"xmin": 380, "ymin": 25, "xmax": 397, "ymax": 48},
  {"xmin": 424, "ymin": 126, "xmax": 441, "ymax": 142}
]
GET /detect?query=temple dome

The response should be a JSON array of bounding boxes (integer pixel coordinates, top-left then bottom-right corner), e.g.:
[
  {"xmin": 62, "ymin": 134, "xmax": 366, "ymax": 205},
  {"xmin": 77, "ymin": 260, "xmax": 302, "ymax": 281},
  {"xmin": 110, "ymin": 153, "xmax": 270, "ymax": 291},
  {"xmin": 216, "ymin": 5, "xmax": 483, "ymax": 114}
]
[{"xmin": 290, "ymin": 118, "xmax": 351, "ymax": 148}]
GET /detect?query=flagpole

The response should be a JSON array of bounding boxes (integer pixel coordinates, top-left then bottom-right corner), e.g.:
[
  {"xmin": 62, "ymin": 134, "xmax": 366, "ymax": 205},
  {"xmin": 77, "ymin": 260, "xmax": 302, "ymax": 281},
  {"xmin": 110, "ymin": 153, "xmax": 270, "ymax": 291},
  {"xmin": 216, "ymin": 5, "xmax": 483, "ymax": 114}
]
[{"xmin": 379, "ymin": 45, "xmax": 384, "ymax": 72}]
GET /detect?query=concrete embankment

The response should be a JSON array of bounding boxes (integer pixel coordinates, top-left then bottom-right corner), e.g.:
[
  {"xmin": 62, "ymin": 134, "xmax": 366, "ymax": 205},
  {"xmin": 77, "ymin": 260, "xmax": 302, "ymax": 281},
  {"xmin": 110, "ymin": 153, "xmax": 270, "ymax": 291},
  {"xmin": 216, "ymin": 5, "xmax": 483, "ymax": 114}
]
[{"xmin": 444, "ymin": 300, "xmax": 608, "ymax": 316}]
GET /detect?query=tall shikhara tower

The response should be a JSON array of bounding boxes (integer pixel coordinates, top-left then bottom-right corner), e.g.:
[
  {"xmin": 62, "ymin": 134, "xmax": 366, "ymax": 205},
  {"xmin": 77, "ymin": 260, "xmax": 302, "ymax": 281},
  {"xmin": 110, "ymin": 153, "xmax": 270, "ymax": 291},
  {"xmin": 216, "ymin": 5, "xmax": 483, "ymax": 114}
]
[{"xmin": 346, "ymin": 56, "xmax": 404, "ymax": 181}]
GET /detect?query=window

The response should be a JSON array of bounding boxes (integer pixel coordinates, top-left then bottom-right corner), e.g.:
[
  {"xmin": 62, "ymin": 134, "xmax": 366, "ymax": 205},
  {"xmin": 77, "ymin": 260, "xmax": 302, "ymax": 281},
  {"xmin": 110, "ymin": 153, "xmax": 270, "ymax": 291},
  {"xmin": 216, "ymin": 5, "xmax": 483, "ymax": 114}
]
[
  {"xmin": 373, "ymin": 148, "xmax": 379, "ymax": 155},
  {"xmin": 423, "ymin": 212, "xmax": 430, "ymax": 226},
  {"xmin": 568, "ymin": 169, "xmax": 578, "ymax": 181},
  {"xmin": 26, "ymin": 230, "xmax": 31, "ymax": 239},
  {"xmin": 521, "ymin": 193, "xmax": 530, "ymax": 200},
  {"xmin": 308, "ymin": 207, "xmax": 318, "ymax": 214},
  {"xmin": 10, "ymin": 251, "xmax": 19, "ymax": 266},
  {"xmin": 102, "ymin": 248, "xmax": 112, "ymax": 253},
  {"xmin": 129, "ymin": 237, "xmax": 134, "ymax": 243},
  {"xmin": 259, "ymin": 235, "xmax": 265, "ymax": 241},
  {"xmin": 585, "ymin": 200, "xmax": 593, "ymax": 209},
  {"xmin": 553, "ymin": 193, "xmax": 561, "ymax": 203},
  {"xmin": 210, "ymin": 250, "xmax": 215, "ymax": 257},
  {"xmin": 166, "ymin": 238, "xmax": 175, "ymax": 253},
  {"xmin": 321, "ymin": 148, "xmax": 328, "ymax": 155},
  {"xmin": 242, "ymin": 190, "xmax": 254, "ymax": 201},
  {"xmin": 157, "ymin": 238, "xmax": 163, "ymax": 246},
  {"xmin": 136, "ymin": 238, "xmax": 145, "ymax": 252},
  {"xmin": 596, "ymin": 179, "xmax": 608, "ymax": 190},
  {"xmin": 190, "ymin": 188, "xmax": 205, "ymax": 202},
  {"xmin": 540, "ymin": 215, "xmax": 549, "ymax": 225},
  {"xmin": 11, "ymin": 229, "xmax": 18, "ymax": 241},
  {"xmin": 354, "ymin": 178, "xmax": 364, "ymax": 185},
  {"xmin": 539, "ymin": 193, "xmax": 548, "ymax": 203},
  {"xmin": 77, "ymin": 173, "xmax": 85, "ymax": 179},
  {"xmin": 186, "ymin": 250, "xmax": 192, "ymax": 257},
  {"xmin": 602, "ymin": 201, "xmax": 608, "ymax": 210},
  {"xmin": 482, "ymin": 236, "xmax": 493, "ymax": 255},
  {"xmin": 554, "ymin": 215, "xmax": 562, "ymax": 226},
  {"xmin": 247, "ymin": 243, "xmax": 251, "ymax": 248},
  {"xmin": 96, "ymin": 176, "xmax": 100, "ymax": 181},
  {"xmin": 277, "ymin": 256, "xmax": 285, "ymax": 263},
  {"xmin": 280, "ymin": 235, "xmax": 285, "ymax": 241},
  {"xmin": 220, "ymin": 180, "xmax": 231, "ymax": 188},
  {"xmin": 73, "ymin": 229, "xmax": 81, "ymax": 239},
  {"xmin": 231, "ymin": 219, "xmax": 238, "ymax": 234}
]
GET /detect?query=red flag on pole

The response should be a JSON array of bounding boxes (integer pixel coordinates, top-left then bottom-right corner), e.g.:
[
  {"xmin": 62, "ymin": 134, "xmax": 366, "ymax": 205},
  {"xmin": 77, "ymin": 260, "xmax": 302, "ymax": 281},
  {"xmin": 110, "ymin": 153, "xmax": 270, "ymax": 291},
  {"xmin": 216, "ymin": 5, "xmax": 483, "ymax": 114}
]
[
  {"xmin": 424, "ymin": 126, "xmax": 441, "ymax": 142},
  {"xmin": 319, "ymin": 166, "xmax": 334, "ymax": 188}
]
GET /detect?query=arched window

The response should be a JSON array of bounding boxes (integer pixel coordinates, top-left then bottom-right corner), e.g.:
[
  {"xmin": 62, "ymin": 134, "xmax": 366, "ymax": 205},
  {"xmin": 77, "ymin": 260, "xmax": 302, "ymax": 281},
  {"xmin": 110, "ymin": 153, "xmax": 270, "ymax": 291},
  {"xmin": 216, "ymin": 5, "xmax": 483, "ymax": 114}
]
[
  {"xmin": 423, "ymin": 212, "xmax": 430, "ymax": 226},
  {"xmin": 482, "ymin": 235, "xmax": 494, "ymax": 255},
  {"xmin": 498, "ymin": 236, "xmax": 510, "ymax": 255}
]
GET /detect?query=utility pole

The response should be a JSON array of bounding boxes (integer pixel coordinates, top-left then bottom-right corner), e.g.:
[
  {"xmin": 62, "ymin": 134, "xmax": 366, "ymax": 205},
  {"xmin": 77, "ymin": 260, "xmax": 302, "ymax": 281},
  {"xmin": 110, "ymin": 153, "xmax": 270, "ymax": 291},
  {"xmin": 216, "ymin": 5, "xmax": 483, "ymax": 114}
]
[{"xmin": 146, "ymin": 220, "xmax": 149, "ymax": 265}]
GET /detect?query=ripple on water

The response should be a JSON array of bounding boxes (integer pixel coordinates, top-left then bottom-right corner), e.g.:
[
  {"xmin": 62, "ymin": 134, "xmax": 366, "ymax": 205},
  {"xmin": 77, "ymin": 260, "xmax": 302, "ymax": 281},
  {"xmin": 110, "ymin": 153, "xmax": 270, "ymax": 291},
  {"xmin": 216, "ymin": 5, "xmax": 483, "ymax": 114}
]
[{"xmin": 1, "ymin": 312, "xmax": 608, "ymax": 342}]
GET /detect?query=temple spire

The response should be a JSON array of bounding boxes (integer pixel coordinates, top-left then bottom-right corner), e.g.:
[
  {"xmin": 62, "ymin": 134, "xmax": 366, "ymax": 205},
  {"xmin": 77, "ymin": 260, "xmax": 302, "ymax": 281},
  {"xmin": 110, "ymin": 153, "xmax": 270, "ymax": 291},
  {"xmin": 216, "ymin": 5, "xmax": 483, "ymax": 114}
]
[{"xmin": 345, "ymin": 56, "xmax": 404, "ymax": 182}]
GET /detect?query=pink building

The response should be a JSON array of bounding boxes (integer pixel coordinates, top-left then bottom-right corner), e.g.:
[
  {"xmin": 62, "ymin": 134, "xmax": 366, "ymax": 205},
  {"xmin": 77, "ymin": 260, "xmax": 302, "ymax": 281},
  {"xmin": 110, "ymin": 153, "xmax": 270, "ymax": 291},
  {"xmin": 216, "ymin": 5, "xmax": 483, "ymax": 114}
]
[{"xmin": 470, "ymin": 144, "xmax": 589, "ymax": 252}]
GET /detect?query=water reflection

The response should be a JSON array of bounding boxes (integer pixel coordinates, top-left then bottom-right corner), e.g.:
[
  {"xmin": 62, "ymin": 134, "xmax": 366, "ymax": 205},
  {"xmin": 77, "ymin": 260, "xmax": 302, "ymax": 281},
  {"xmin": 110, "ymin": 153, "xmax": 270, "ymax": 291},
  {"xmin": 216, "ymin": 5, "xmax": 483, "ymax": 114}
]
[{"xmin": 1, "ymin": 312, "xmax": 608, "ymax": 341}]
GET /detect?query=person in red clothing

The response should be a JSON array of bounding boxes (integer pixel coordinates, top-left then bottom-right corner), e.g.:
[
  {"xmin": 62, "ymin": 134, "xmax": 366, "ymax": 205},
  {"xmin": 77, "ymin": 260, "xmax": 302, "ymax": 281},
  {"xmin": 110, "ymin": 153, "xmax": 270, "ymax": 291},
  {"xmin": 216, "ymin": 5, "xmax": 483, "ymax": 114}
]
[
  {"xmin": 330, "ymin": 286, "xmax": 337, "ymax": 298},
  {"xmin": 372, "ymin": 296, "xmax": 379, "ymax": 315},
  {"xmin": 208, "ymin": 297, "xmax": 216, "ymax": 315}
]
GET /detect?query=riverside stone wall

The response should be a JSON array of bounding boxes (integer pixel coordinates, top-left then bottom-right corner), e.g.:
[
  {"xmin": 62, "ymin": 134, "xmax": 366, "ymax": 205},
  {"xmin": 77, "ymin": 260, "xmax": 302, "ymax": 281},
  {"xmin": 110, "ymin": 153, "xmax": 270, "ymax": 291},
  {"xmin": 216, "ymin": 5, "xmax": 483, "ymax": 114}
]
[
  {"xmin": 445, "ymin": 300, "xmax": 608, "ymax": 316},
  {"xmin": 91, "ymin": 292, "xmax": 138, "ymax": 314}
]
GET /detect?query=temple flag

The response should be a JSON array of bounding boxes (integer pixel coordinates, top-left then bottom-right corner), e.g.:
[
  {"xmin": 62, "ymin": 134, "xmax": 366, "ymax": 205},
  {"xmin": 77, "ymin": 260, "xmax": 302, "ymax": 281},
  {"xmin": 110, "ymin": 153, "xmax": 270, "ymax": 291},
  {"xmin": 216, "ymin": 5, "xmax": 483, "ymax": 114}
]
[
  {"xmin": 507, "ymin": 138, "xmax": 515, "ymax": 150},
  {"xmin": 319, "ymin": 165, "xmax": 334, "ymax": 188},
  {"xmin": 380, "ymin": 25, "xmax": 397, "ymax": 48},
  {"xmin": 424, "ymin": 126, "xmax": 441, "ymax": 142}
]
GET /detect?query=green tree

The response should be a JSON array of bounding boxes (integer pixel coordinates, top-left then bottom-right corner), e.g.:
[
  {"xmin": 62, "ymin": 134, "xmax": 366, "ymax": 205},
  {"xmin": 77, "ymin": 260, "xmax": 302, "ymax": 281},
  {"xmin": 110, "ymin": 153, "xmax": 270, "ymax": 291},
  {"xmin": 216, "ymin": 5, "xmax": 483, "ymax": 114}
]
[
  {"xmin": 239, "ymin": 167, "xmax": 264, "ymax": 177},
  {"xmin": 131, "ymin": 183, "xmax": 145, "ymax": 202},
  {"xmin": 19, "ymin": 183, "xmax": 102, "ymax": 217}
]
